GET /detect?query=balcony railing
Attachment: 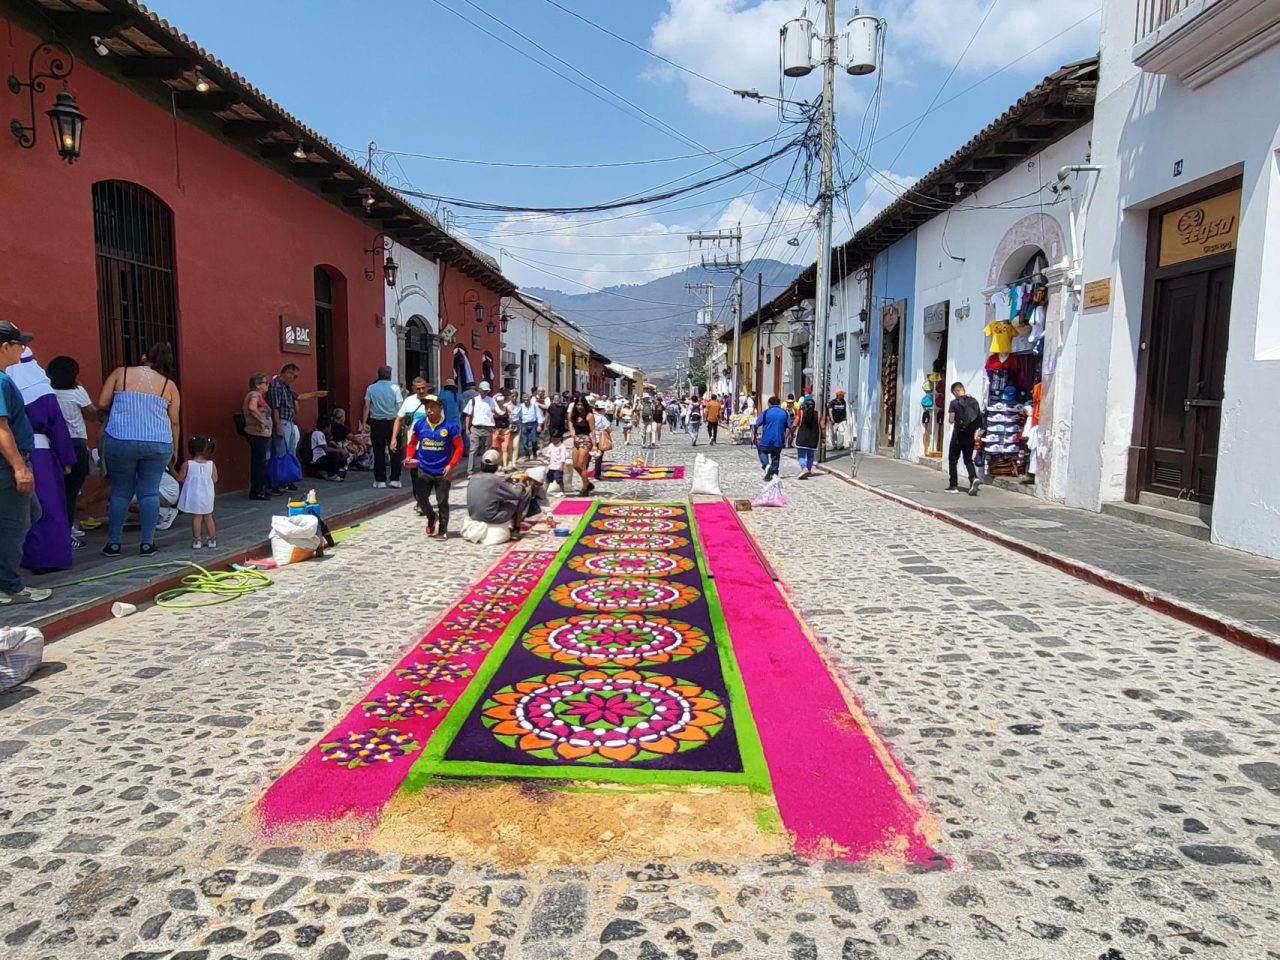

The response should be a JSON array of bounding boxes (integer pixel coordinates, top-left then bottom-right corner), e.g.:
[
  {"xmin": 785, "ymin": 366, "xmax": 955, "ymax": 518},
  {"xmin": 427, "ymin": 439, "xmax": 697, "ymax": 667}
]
[{"xmin": 1135, "ymin": 0, "xmax": 1193, "ymax": 42}]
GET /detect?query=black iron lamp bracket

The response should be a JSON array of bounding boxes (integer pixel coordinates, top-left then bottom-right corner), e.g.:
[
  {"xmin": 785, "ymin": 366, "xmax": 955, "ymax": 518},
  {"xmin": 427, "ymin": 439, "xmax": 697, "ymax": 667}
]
[{"xmin": 8, "ymin": 40, "xmax": 74, "ymax": 149}]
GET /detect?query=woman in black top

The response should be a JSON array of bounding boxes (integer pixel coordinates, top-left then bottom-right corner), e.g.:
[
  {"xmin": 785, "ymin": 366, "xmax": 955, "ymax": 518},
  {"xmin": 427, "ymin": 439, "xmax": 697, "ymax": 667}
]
[
  {"xmin": 569, "ymin": 396, "xmax": 596, "ymax": 495},
  {"xmin": 791, "ymin": 396, "xmax": 822, "ymax": 479}
]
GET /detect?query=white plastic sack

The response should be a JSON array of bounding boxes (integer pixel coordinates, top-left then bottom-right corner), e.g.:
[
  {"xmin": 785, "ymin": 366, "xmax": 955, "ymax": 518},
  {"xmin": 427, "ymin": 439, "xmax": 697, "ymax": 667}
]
[
  {"xmin": 0, "ymin": 626, "xmax": 44, "ymax": 693},
  {"xmin": 460, "ymin": 518, "xmax": 511, "ymax": 546},
  {"xmin": 269, "ymin": 514, "xmax": 324, "ymax": 566},
  {"xmin": 752, "ymin": 476, "xmax": 787, "ymax": 508},
  {"xmin": 689, "ymin": 453, "xmax": 722, "ymax": 497},
  {"xmin": 158, "ymin": 472, "xmax": 180, "ymax": 507}
]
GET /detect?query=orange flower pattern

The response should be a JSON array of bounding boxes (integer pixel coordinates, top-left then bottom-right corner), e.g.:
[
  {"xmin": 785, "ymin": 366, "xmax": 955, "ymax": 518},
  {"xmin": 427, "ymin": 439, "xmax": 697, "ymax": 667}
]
[
  {"xmin": 567, "ymin": 551, "xmax": 694, "ymax": 578},
  {"xmin": 549, "ymin": 578, "xmax": 699, "ymax": 612},
  {"xmin": 522, "ymin": 614, "xmax": 709, "ymax": 667}
]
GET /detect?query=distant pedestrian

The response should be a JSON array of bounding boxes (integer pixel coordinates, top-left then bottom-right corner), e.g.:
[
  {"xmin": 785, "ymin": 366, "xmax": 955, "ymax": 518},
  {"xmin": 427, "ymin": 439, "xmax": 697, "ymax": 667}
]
[
  {"xmin": 792, "ymin": 396, "xmax": 821, "ymax": 479},
  {"xmin": 516, "ymin": 392, "xmax": 541, "ymax": 459},
  {"xmin": 176, "ymin": 436, "xmax": 218, "ymax": 549},
  {"xmin": 546, "ymin": 391, "xmax": 569, "ymax": 443},
  {"xmin": 463, "ymin": 380, "xmax": 497, "ymax": 473},
  {"xmin": 545, "ymin": 432, "xmax": 567, "ymax": 494},
  {"xmin": 242, "ymin": 372, "xmax": 273, "ymax": 500},
  {"xmin": 753, "ymin": 395, "xmax": 789, "ymax": 481},
  {"xmin": 946, "ymin": 381, "xmax": 983, "ymax": 495},
  {"xmin": 362, "ymin": 365, "xmax": 404, "ymax": 489},
  {"xmin": 47, "ymin": 355, "xmax": 96, "ymax": 544},
  {"xmin": 98, "ymin": 343, "xmax": 181, "ymax": 558},
  {"xmin": 686, "ymin": 394, "xmax": 702, "ymax": 446},
  {"xmin": 704, "ymin": 395, "xmax": 722, "ymax": 444},
  {"xmin": 782, "ymin": 394, "xmax": 798, "ymax": 448},
  {"xmin": 0, "ymin": 321, "xmax": 49, "ymax": 603},
  {"xmin": 618, "ymin": 399, "xmax": 634, "ymax": 445},
  {"xmin": 592, "ymin": 401, "xmax": 612, "ymax": 480},
  {"xmin": 569, "ymin": 397, "xmax": 596, "ymax": 495},
  {"xmin": 826, "ymin": 389, "xmax": 850, "ymax": 449}
]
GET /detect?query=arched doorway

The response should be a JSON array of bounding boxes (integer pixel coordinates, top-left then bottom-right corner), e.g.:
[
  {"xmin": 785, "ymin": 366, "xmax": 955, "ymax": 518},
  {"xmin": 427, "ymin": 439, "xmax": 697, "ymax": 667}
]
[
  {"xmin": 92, "ymin": 180, "xmax": 178, "ymax": 378},
  {"xmin": 404, "ymin": 315, "xmax": 436, "ymax": 387}
]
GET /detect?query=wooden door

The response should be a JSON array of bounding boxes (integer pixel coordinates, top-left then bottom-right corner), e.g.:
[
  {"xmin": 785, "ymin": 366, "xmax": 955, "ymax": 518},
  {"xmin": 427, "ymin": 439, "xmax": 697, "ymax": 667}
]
[{"xmin": 1144, "ymin": 266, "xmax": 1231, "ymax": 502}]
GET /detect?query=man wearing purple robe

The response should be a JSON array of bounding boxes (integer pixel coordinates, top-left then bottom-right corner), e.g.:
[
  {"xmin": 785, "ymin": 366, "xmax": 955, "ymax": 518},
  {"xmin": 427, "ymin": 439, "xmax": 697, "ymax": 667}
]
[{"xmin": 6, "ymin": 351, "xmax": 74, "ymax": 571}]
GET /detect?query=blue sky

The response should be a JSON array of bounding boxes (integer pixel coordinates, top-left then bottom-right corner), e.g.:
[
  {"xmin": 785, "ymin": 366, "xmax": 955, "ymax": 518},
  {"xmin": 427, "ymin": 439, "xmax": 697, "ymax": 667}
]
[{"xmin": 144, "ymin": 0, "xmax": 1101, "ymax": 293}]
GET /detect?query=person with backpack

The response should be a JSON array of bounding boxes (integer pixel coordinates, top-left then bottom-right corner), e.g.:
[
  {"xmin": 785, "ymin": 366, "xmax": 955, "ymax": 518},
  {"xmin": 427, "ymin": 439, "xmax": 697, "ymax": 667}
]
[
  {"xmin": 686, "ymin": 394, "xmax": 703, "ymax": 446},
  {"xmin": 946, "ymin": 381, "xmax": 983, "ymax": 495}
]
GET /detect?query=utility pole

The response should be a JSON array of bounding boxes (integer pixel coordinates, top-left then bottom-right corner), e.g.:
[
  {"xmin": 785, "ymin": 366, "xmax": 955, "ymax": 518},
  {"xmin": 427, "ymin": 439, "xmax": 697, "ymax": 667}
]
[
  {"xmin": 687, "ymin": 229, "xmax": 743, "ymax": 403},
  {"xmin": 812, "ymin": 0, "xmax": 837, "ymax": 462}
]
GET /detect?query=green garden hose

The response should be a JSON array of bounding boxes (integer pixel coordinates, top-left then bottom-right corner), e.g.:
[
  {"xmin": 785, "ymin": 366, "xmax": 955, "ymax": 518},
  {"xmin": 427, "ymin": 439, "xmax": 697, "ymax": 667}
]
[{"xmin": 62, "ymin": 561, "xmax": 273, "ymax": 609}]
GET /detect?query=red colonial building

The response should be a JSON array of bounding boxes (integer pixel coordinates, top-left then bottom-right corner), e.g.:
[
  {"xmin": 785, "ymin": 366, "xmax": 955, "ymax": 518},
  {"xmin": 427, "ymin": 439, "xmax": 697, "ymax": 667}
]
[{"xmin": 0, "ymin": 0, "xmax": 512, "ymax": 489}]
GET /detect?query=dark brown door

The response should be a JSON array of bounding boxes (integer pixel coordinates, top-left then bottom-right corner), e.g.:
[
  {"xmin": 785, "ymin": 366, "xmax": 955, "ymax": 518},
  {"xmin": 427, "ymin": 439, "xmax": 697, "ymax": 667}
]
[
  {"xmin": 313, "ymin": 267, "xmax": 335, "ymax": 419},
  {"xmin": 1144, "ymin": 266, "xmax": 1232, "ymax": 502}
]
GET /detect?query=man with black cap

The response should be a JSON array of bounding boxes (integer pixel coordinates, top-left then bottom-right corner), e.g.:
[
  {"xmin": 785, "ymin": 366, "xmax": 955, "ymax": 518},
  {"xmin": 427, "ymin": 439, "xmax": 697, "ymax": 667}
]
[{"xmin": 0, "ymin": 321, "xmax": 49, "ymax": 603}]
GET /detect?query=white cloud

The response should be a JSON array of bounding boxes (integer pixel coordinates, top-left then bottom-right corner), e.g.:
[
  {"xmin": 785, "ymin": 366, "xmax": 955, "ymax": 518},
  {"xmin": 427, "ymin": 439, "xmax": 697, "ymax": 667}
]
[{"xmin": 648, "ymin": 0, "xmax": 1100, "ymax": 115}]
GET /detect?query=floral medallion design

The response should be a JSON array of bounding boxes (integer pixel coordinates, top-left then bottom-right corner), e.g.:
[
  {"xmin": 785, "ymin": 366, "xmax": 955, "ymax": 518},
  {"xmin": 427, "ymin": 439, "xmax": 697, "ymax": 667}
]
[
  {"xmin": 481, "ymin": 668, "xmax": 726, "ymax": 764},
  {"xmin": 420, "ymin": 635, "xmax": 490, "ymax": 657},
  {"xmin": 443, "ymin": 615, "xmax": 506, "ymax": 634},
  {"xmin": 395, "ymin": 660, "xmax": 472, "ymax": 685},
  {"xmin": 522, "ymin": 614, "xmax": 709, "ymax": 667},
  {"xmin": 567, "ymin": 551, "xmax": 694, "ymax": 579},
  {"xmin": 592, "ymin": 517, "xmax": 688, "ymax": 534},
  {"xmin": 549, "ymin": 578, "xmax": 700, "ymax": 612},
  {"xmin": 597, "ymin": 505, "xmax": 685, "ymax": 519},
  {"xmin": 362, "ymin": 689, "xmax": 448, "ymax": 722},
  {"xmin": 319, "ymin": 727, "xmax": 421, "ymax": 768},
  {"xmin": 458, "ymin": 597, "xmax": 521, "ymax": 615},
  {"xmin": 580, "ymin": 532, "xmax": 690, "ymax": 552}
]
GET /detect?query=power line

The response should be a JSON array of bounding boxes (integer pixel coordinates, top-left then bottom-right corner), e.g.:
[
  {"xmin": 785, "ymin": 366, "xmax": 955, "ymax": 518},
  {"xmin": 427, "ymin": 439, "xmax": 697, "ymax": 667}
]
[
  {"xmin": 374, "ymin": 138, "xmax": 777, "ymax": 169},
  {"xmin": 539, "ymin": 0, "xmax": 736, "ymax": 93}
]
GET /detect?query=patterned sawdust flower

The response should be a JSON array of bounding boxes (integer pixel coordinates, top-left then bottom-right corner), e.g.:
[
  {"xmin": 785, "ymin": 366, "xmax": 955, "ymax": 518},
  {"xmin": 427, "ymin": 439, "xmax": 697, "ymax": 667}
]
[
  {"xmin": 580, "ymin": 533, "xmax": 690, "ymax": 552},
  {"xmin": 568, "ymin": 551, "xmax": 694, "ymax": 579},
  {"xmin": 459, "ymin": 597, "xmax": 521, "ymax": 615},
  {"xmin": 550, "ymin": 578, "xmax": 699, "ymax": 612},
  {"xmin": 421, "ymin": 635, "xmax": 490, "ymax": 657},
  {"xmin": 443, "ymin": 615, "xmax": 506, "ymax": 633},
  {"xmin": 319, "ymin": 727, "xmax": 421, "ymax": 768},
  {"xmin": 362, "ymin": 689, "xmax": 448, "ymax": 722},
  {"xmin": 481, "ymin": 668, "xmax": 726, "ymax": 764},
  {"xmin": 395, "ymin": 660, "xmax": 472, "ymax": 685},
  {"xmin": 591, "ymin": 517, "xmax": 687, "ymax": 534},
  {"xmin": 523, "ymin": 614, "xmax": 709, "ymax": 666},
  {"xmin": 598, "ymin": 504, "xmax": 684, "ymax": 519}
]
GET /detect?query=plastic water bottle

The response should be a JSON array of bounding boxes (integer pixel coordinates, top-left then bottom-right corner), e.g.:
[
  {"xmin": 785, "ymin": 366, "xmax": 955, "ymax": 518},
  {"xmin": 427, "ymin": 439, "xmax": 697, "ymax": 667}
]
[{"xmin": 306, "ymin": 488, "xmax": 317, "ymax": 505}]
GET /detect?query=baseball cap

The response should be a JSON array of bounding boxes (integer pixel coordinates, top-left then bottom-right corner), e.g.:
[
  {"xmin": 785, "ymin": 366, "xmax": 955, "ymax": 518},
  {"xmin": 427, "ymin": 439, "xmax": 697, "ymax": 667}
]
[
  {"xmin": 479, "ymin": 380, "xmax": 491, "ymax": 391},
  {"xmin": 0, "ymin": 321, "xmax": 33, "ymax": 345},
  {"xmin": 423, "ymin": 394, "xmax": 441, "ymax": 404},
  {"xmin": 481, "ymin": 449, "xmax": 501, "ymax": 465}
]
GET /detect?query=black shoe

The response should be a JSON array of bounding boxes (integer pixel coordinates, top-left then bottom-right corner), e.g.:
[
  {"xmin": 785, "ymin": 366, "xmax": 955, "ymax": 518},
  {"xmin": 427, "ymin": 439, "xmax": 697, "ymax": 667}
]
[
  {"xmin": 139, "ymin": 543, "xmax": 157, "ymax": 557},
  {"xmin": 285, "ymin": 484, "xmax": 299, "ymax": 492},
  {"xmin": 102, "ymin": 543, "xmax": 122, "ymax": 558},
  {"xmin": 250, "ymin": 493, "xmax": 271, "ymax": 501}
]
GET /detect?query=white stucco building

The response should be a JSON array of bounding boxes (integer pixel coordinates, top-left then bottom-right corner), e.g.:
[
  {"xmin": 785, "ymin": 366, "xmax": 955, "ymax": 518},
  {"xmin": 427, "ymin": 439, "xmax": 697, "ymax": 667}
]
[
  {"xmin": 384, "ymin": 240, "xmax": 440, "ymax": 389},
  {"xmin": 500, "ymin": 294, "xmax": 555, "ymax": 397},
  {"xmin": 1058, "ymin": 0, "xmax": 1280, "ymax": 558}
]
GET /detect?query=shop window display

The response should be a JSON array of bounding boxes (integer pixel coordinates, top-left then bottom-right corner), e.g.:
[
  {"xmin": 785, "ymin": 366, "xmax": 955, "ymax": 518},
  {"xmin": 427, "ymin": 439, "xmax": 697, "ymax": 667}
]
[{"xmin": 975, "ymin": 252, "xmax": 1047, "ymax": 482}]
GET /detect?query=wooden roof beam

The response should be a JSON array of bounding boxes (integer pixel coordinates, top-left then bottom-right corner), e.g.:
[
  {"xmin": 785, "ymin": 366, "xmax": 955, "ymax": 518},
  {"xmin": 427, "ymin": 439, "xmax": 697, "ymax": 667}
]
[
  {"xmin": 50, "ymin": 10, "xmax": 128, "ymax": 33},
  {"xmin": 970, "ymin": 157, "xmax": 1011, "ymax": 171},
  {"xmin": 991, "ymin": 141, "xmax": 1033, "ymax": 156},
  {"xmin": 224, "ymin": 118, "xmax": 280, "ymax": 138},
  {"xmin": 173, "ymin": 90, "xmax": 239, "ymax": 111},
  {"xmin": 320, "ymin": 178, "xmax": 356, "ymax": 194},
  {"xmin": 120, "ymin": 57, "xmax": 191, "ymax": 79},
  {"xmin": 260, "ymin": 142, "xmax": 298, "ymax": 160},
  {"xmin": 291, "ymin": 162, "xmax": 338, "ymax": 179},
  {"xmin": 1010, "ymin": 123, "xmax": 1057, "ymax": 142}
]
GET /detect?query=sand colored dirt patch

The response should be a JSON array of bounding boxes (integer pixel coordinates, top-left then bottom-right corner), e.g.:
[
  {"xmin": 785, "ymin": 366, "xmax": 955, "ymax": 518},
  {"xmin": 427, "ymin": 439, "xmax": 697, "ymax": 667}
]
[{"xmin": 368, "ymin": 780, "xmax": 788, "ymax": 866}]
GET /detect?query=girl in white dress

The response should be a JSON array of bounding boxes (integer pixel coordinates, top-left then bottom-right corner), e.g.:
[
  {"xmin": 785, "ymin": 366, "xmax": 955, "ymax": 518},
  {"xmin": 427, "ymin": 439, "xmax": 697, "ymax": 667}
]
[{"xmin": 176, "ymin": 436, "xmax": 218, "ymax": 549}]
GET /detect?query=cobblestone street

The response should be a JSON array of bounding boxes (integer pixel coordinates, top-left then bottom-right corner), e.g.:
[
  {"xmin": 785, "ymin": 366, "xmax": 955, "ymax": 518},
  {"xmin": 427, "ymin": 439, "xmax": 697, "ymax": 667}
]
[{"xmin": 2, "ymin": 439, "xmax": 1278, "ymax": 960}]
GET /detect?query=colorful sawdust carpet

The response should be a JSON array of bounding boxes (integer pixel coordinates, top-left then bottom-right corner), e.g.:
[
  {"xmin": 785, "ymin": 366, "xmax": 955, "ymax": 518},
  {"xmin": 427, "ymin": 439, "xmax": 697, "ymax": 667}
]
[
  {"xmin": 598, "ymin": 464, "xmax": 686, "ymax": 480},
  {"xmin": 258, "ymin": 501, "xmax": 939, "ymax": 863}
]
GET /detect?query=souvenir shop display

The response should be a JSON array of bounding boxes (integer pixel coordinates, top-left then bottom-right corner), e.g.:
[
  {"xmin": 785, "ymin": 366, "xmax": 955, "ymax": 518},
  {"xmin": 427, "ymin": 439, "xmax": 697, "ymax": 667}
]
[{"xmin": 976, "ymin": 262, "xmax": 1047, "ymax": 482}]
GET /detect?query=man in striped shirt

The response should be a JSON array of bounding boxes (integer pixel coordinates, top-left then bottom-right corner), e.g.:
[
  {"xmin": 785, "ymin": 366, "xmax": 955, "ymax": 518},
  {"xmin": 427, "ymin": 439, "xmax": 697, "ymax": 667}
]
[{"xmin": 267, "ymin": 363, "xmax": 326, "ymax": 490}]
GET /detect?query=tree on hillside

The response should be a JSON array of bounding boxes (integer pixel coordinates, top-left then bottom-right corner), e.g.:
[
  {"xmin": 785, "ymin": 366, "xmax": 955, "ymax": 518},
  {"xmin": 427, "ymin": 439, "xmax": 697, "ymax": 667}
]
[{"xmin": 689, "ymin": 331, "xmax": 714, "ymax": 393}]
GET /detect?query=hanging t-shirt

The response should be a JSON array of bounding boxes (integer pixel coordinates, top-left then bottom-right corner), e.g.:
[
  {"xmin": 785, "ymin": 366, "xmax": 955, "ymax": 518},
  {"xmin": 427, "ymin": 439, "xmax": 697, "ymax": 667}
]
[{"xmin": 984, "ymin": 321, "xmax": 1017, "ymax": 355}]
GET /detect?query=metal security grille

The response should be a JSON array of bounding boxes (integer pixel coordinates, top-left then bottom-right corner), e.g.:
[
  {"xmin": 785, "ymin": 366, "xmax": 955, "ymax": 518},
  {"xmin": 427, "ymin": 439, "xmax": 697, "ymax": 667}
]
[{"xmin": 92, "ymin": 181, "xmax": 178, "ymax": 379}]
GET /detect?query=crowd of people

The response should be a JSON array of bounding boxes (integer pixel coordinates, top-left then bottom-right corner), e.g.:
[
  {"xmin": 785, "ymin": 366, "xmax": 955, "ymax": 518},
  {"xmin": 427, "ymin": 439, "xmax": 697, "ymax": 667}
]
[{"xmin": 0, "ymin": 318, "xmax": 863, "ymax": 605}]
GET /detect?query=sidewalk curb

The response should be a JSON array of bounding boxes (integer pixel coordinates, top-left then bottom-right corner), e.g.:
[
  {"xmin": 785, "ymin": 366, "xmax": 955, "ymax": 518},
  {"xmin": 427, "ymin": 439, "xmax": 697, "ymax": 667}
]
[
  {"xmin": 817, "ymin": 465, "xmax": 1280, "ymax": 663},
  {"xmin": 35, "ymin": 492, "xmax": 414, "ymax": 644}
]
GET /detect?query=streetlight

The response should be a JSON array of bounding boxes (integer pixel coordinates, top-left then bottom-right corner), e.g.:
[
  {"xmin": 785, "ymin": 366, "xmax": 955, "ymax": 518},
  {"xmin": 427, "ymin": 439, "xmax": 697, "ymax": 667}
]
[{"xmin": 8, "ymin": 40, "xmax": 87, "ymax": 163}]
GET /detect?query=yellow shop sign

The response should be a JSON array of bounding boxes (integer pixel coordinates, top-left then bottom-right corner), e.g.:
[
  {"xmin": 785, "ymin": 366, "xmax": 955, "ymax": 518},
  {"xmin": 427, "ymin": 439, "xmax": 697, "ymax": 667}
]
[{"xmin": 1159, "ymin": 188, "xmax": 1241, "ymax": 267}]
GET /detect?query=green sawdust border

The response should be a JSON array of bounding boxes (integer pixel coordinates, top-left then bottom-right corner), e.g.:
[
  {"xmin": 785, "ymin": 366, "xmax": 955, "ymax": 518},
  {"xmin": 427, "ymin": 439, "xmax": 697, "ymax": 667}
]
[{"xmin": 401, "ymin": 501, "xmax": 774, "ymax": 795}]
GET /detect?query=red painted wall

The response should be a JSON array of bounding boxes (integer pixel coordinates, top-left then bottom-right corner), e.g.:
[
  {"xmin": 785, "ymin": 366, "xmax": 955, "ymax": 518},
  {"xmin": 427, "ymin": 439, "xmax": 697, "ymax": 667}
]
[
  {"xmin": 0, "ymin": 19, "xmax": 389, "ymax": 490},
  {"xmin": 437, "ymin": 262, "xmax": 501, "ymax": 389}
]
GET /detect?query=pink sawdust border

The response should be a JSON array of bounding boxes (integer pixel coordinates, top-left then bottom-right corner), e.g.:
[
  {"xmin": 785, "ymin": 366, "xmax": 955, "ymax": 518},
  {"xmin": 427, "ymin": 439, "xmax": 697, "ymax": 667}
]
[{"xmin": 694, "ymin": 500, "xmax": 943, "ymax": 865}]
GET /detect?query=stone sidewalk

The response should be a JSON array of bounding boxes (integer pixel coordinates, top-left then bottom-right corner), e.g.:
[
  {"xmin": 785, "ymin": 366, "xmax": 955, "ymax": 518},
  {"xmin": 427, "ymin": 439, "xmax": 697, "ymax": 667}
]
[
  {"xmin": 820, "ymin": 452, "xmax": 1280, "ymax": 657},
  {"xmin": 0, "ymin": 477, "xmax": 411, "ymax": 639}
]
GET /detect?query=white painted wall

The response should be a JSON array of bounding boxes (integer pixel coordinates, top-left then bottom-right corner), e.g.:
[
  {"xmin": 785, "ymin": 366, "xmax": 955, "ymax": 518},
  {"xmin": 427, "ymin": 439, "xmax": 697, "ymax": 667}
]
[
  {"xmin": 384, "ymin": 241, "xmax": 440, "ymax": 387},
  {"xmin": 1067, "ymin": 1, "xmax": 1280, "ymax": 559},
  {"xmin": 829, "ymin": 269, "xmax": 870, "ymax": 447},
  {"xmin": 500, "ymin": 297, "xmax": 550, "ymax": 396},
  {"xmin": 908, "ymin": 126, "xmax": 1089, "ymax": 483}
]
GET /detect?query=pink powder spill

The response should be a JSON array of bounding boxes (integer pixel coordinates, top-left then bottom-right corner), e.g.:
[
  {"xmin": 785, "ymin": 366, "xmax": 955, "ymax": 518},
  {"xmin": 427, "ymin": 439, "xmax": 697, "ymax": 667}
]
[
  {"xmin": 256, "ymin": 549, "xmax": 558, "ymax": 829},
  {"xmin": 695, "ymin": 501, "xmax": 942, "ymax": 866}
]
